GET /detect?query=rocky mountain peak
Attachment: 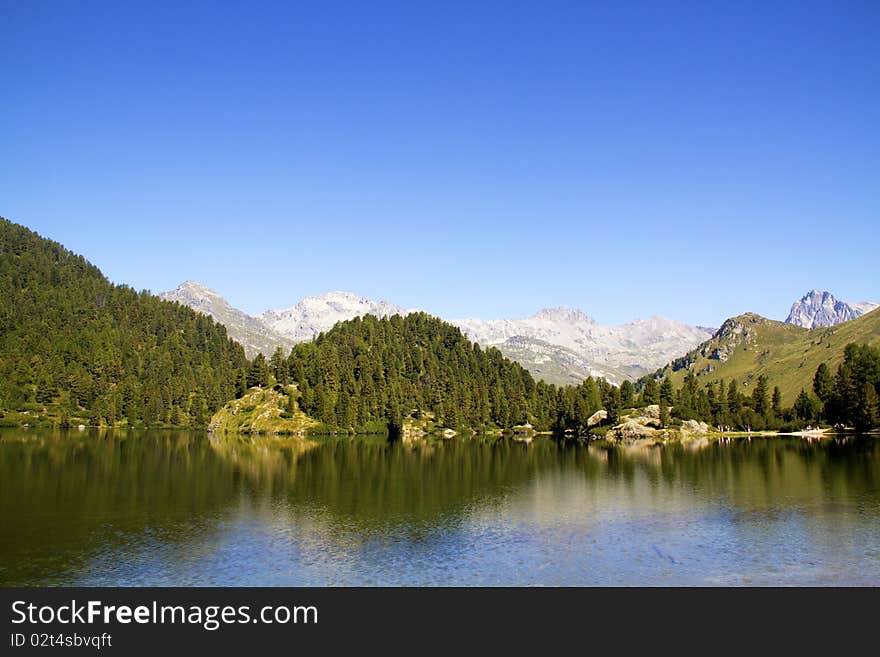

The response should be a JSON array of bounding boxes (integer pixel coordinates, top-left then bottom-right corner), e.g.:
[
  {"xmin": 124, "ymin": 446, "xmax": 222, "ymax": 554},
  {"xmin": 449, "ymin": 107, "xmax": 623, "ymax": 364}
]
[
  {"xmin": 258, "ymin": 291, "xmax": 411, "ymax": 341},
  {"xmin": 162, "ymin": 280, "xmax": 227, "ymax": 308},
  {"xmin": 532, "ymin": 307, "xmax": 595, "ymax": 324},
  {"xmin": 785, "ymin": 290, "xmax": 878, "ymax": 328},
  {"xmin": 160, "ymin": 280, "xmax": 293, "ymax": 359}
]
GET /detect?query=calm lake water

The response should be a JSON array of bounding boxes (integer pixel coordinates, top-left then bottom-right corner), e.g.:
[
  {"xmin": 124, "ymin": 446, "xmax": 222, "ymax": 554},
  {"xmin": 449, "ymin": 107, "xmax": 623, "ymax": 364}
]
[{"xmin": 1, "ymin": 429, "xmax": 879, "ymax": 586}]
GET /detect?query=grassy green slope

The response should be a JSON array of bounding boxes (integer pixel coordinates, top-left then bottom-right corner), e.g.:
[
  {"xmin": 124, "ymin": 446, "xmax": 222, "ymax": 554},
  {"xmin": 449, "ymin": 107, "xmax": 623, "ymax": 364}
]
[{"xmin": 660, "ymin": 309, "xmax": 880, "ymax": 403}]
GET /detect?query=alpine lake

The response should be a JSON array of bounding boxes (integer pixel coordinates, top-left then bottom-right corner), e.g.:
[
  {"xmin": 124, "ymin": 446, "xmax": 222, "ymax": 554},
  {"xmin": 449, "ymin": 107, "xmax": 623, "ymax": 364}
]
[{"xmin": 2, "ymin": 428, "xmax": 879, "ymax": 586}]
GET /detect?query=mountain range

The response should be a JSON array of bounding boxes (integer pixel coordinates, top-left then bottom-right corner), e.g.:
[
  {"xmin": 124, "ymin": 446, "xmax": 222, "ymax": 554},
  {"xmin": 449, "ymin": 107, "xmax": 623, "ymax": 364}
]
[
  {"xmin": 161, "ymin": 282, "xmax": 877, "ymax": 386},
  {"xmin": 160, "ymin": 282, "xmax": 714, "ymax": 384},
  {"xmin": 452, "ymin": 309, "xmax": 713, "ymax": 384}
]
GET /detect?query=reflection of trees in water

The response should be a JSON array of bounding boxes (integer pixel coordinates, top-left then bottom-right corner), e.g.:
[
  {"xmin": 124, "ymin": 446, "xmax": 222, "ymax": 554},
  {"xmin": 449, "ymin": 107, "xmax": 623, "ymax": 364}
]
[
  {"xmin": 590, "ymin": 437, "xmax": 880, "ymax": 511},
  {"xmin": 2, "ymin": 429, "xmax": 878, "ymax": 585},
  {"xmin": 1, "ymin": 429, "xmax": 239, "ymax": 513},
  {"xmin": 0, "ymin": 429, "xmax": 240, "ymax": 585},
  {"xmin": 210, "ymin": 434, "xmax": 602, "ymax": 524},
  {"xmin": 207, "ymin": 433, "xmax": 320, "ymax": 495},
  {"xmin": 205, "ymin": 433, "xmax": 880, "ymax": 521}
]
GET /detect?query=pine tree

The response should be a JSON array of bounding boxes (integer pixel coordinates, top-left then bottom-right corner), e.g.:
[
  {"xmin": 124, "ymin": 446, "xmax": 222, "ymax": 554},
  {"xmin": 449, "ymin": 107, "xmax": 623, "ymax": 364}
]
[
  {"xmin": 752, "ymin": 375, "xmax": 769, "ymax": 416},
  {"xmin": 641, "ymin": 378, "xmax": 659, "ymax": 405},
  {"xmin": 659, "ymin": 378, "xmax": 674, "ymax": 406},
  {"xmin": 0, "ymin": 218, "xmax": 247, "ymax": 428},
  {"xmin": 771, "ymin": 386, "xmax": 782, "ymax": 419},
  {"xmin": 619, "ymin": 380, "xmax": 635, "ymax": 407},
  {"xmin": 728, "ymin": 380, "xmax": 741, "ymax": 414},
  {"xmin": 270, "ymin": 347, "xmax": 289, "ymax": 386},
  {"xmin": 794, "ymin": 389, "xmax": 815, "ymax": 421},
  {"xmin": 856, "ymin": 383, "xmax": 880, "ymax": 431},
  {"xmin": 247, "ymin": 354, "xmax": 270, "ymax": 389},
  {"xmin": 813, "ymin": 363, "xmax": 834, "ymax": 404}
]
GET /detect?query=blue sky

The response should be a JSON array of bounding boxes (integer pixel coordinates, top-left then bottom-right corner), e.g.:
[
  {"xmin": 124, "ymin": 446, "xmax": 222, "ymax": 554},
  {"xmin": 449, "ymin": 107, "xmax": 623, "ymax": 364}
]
[{"xmin": 1, "ymin": 1, "xmax": 877, "ymax": 326}]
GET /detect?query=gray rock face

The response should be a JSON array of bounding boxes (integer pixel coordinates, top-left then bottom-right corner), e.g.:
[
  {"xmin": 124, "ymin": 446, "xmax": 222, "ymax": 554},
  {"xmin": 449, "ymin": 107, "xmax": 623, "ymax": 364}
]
[
  {"xmin": 681, "ymin": 419, "xmax": 709, "ymax": 434},
  {"xmin": 160, "ymin": 281, "xmax": 294, "ymax": 359},
  {"xmin": 693, "ymin": 313, "xmax": 764, "ymax": 363},
  {"xmin": 259, "ymin": 291, "xmax": 410, "ymax": 342},
  {"xmin": 453, "ymin": 310, "xmax": 712, "ymax": 385},
  {"xmin": 786, "ymin": 290, "xmax": 878, "ymax": 328}
]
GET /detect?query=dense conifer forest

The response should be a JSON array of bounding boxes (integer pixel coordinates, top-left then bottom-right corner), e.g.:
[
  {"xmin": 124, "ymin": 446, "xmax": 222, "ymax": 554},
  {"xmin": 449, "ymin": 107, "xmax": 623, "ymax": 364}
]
[
  {"xmin": 0, "ymin": 218, "xmax": 248, "ymax": 427},
  {"xmin": 247, "ymin": 312, "xmax": 620, "ymax": 433}
]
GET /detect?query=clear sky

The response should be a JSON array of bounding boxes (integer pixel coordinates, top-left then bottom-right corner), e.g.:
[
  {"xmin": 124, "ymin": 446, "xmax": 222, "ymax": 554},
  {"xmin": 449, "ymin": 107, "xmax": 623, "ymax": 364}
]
[{"xmin": 1, "ymin": 0, "xmax": 877, "ymax": 326}]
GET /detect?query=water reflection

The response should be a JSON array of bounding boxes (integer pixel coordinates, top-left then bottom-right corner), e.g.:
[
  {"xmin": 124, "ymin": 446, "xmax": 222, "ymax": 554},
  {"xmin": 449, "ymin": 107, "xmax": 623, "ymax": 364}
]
[{"xmin": 1, "ymin": 429, "xmax": 878, "ymax": 585}]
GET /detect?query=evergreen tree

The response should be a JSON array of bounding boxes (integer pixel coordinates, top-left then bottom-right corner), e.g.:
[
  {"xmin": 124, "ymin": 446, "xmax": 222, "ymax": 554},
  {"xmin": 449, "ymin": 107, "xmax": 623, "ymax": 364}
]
[
  {"xmin": 794, "ymin": 389, "xmax": 816, "ymax": 421},
  {"xmin": 728, "ymin": 380, "xmax": 742, "ymax": 415},
  {"xmin": 857, "ymin": 383, "xmax": 880, "ymax": 431},
  {"xmin": 247, "ymin": 354, "xmax": 270, "ymax": 389},
  {"xmin": 641, "ymin": 378, "xmax": 659, "ymax": 405},
  {"xmin": 752, "ymin": 375, "xmax": 769, "ymax": 417},
  {"xmin": 813, "ymin": 363, "xmax": 834, "ymax": 404},
  {"xmin": 279, "ymin": 312, "xmax": 625, "ymax": 434},
  {"xmin": 814, "ymin": 344, "xmax": 880, "ymax": 429},
  {"xmin": 771, "ymin": 386, "xmax": 782, "ymax": 420},
  {"xmin": 270, "ymin": 347, "xmax": 289, "ymax": 386},
  {"xmin": 659, "ymin": 378, "xmax": 674, "ymax": 406}
]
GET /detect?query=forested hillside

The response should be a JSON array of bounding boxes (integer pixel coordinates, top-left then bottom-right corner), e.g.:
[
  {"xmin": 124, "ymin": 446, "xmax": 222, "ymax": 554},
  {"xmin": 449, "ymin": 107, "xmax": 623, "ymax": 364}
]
[
  {"xmin": 0, "ymin": 218, "xmax": 248, "ymax": 427},
  {"xmin": 245, "ymin": 312, "xmax": 620, "ymax": 433}
]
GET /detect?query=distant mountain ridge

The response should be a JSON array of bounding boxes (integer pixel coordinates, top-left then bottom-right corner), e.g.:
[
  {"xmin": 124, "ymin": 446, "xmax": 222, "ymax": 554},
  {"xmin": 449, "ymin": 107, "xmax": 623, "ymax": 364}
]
[
  {"xmin": 785, "ymin": 290, "xmax": 878, "ymax": 328},
  {"xmin": 258, "ymin": 291, "xmax": 411, "ymax": 342},
  {"xmin": 160, "ymin": 282, "xmax": 712, "ymax": 384},
  {"xmin": 160, "ymin": 281, "xmax": 295, "ymax": 358},
  {"xmin": 452, "ymin": 309, "xmax": 713, "ymax": 384}
]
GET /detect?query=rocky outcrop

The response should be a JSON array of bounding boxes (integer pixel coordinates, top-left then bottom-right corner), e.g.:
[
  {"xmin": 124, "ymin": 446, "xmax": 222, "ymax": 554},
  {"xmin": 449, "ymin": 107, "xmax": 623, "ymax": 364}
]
[
  {"xmin": 608, "ymin": 419, "xmax": 658, "ymax": 442},
  {"xmin": 641, "ymin": 404, "xmax": 661, "ymax": 420},
  {"xmin": 681, "ymin": 419, "xmax": 709, "ymax": 434},
  {"xmin": 603, "ymin": 405, "xmax": 711, "ymax": 443},
  {"xmin": 698, "ymin": 314, "xmax": 764, "ymax": 361},
  {"xmin": 209, "ymin": 385, "xmax": 318, "ymax": 435},
  {"xmin": 587, "ymin": 410, "xmax": 607, "ymax": 427}
]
